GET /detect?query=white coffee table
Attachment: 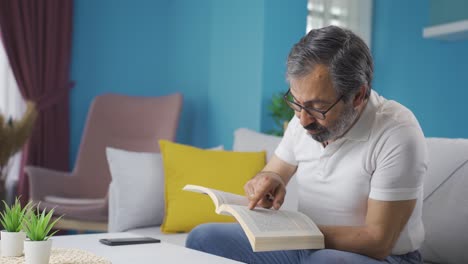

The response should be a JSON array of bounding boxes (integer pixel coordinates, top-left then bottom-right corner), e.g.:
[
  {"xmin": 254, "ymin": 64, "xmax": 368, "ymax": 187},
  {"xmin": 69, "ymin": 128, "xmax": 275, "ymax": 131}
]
[{"xmin": 52, "ymin": 232, "xmax": 243, "ymax": 263}]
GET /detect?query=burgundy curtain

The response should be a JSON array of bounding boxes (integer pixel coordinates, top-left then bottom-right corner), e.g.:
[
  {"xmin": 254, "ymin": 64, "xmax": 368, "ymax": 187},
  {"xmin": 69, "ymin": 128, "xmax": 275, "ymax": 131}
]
[{"xmin": 0, "ymin": 0, "xmax": 73, "ymax": 204}]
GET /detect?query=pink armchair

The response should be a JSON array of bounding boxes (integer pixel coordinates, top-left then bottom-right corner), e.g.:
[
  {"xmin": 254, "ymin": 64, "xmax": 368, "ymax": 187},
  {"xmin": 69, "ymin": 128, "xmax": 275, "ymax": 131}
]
[{"xmin": 25, "ymin": 93, "xmax": 182, "ymax": 231}]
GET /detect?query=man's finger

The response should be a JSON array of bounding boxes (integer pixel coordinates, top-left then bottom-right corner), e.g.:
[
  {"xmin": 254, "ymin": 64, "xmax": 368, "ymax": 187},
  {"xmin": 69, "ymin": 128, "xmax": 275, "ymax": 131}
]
[
  {"xmin": 244, "ymin": 184, "xmax": 255, "ymax": 200},
  {"xmin": 258, "ymin": 197, "xmax": 274, "ymax": 209},
  {"xmin": 248, "ymin": 194, "xmax": 260, "ymax": 209},
  {"xmin": 249, "ymin": 191, "xmax": 276, "ymax": 209},
  {"xmin": 248, "ymin": 199, "xmax": 258, "ymax": 210},
  {"xmin": 248, "ymin": 190, "xmax": 267, "ymax": 210},
  {"xmin": 272, "ymin": 187, "xmax": 286, "ymax": 210},
  {"xmin": 248, "ymin": 182, "xmax": 270, "ymax": 209}
]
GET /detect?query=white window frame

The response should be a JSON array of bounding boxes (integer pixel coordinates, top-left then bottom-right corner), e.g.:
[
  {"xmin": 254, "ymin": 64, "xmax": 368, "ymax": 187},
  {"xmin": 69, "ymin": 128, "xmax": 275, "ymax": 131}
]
[
  {"xmin": 307, "ymin": 0, "xmax": 373, "ymax": 49},
  {"xmin": 0, "ymin": 37, "xmax": 26, "ymax": 191}
]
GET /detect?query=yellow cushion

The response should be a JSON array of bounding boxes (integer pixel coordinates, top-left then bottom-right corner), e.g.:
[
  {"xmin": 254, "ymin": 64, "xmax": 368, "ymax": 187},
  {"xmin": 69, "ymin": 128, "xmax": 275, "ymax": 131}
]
[{"xmin": 159, "ymin": 140, "xmax": 266, "ymax": 233}]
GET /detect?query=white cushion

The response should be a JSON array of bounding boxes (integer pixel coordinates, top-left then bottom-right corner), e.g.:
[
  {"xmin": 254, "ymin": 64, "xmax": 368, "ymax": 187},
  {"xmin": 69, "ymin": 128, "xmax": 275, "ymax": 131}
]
[
  {"xmin": 423, "ymin": 138, "xmax": 468, "ymax": 199},
  {"xmin": 106, "ymin": 148, "xmax": 166, "ymax": 232},
  {"xmin": 233, "ymin": 128, "xmax": 298, "ymax": 211},
  {"xmin": 420, "ymin": 138, "xmax": 468, "ymax": 264},
  {"xmin": 233, "ymin": 128, "xmax": 283, "ymax": 161},
  {"xmin": 106, "ymin": 145, "xmax": 224, "ymax": 232}
]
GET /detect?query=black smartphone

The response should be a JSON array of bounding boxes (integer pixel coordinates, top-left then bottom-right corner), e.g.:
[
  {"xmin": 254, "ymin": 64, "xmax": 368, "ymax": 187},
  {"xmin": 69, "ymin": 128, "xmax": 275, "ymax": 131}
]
[{"xmin": 99, "ymin": 237, "xmax": 161, "ymax": 246}]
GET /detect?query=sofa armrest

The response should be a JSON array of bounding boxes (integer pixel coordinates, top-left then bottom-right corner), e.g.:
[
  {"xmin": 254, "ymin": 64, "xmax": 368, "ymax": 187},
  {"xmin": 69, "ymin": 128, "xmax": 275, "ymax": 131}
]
[{"xmin": 25, "ymin": 166, "xmax": 81, "ymax": 201}]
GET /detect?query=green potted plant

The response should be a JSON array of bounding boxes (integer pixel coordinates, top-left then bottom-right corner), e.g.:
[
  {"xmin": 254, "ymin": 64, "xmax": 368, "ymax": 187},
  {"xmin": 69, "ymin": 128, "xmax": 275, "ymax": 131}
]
[
  {"xmin": 267, "ymin": 92, "xmax": 294, "ymax": 136},
  {"xmin": 0, "ymin": 197, "xmax": 31, "ymax": 256},
  {"xmin": 0, "ymin": 101, "xmax": 37, "ymax": 204},
  {"xmin": 22, "ymin": 206, "xmax": 62, "ymax": 264}
]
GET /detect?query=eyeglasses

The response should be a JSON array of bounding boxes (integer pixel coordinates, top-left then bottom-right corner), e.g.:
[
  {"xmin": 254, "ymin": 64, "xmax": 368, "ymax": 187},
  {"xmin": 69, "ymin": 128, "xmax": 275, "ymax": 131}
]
[{"xmin": 283, "ymin": 89, "xmax": 343, "ymax": 120}]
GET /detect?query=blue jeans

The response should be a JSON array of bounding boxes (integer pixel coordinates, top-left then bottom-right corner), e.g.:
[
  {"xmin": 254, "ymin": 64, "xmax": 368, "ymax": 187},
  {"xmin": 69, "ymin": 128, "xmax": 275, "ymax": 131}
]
[{"xmin": 186, "ymin": 223, "xmax": 423, "ymax": 264}]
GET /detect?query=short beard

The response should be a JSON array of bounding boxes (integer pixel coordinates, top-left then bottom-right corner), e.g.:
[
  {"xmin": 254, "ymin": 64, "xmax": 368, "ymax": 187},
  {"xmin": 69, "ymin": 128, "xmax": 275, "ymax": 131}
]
[{"xmin": 305, "ymin": 103, "xmax": 359, "ymax": 143}]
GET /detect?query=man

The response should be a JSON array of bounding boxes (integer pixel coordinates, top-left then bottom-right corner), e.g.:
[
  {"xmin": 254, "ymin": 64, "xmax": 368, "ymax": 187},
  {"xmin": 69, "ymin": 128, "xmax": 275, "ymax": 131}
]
[{"xmin": 186, "ymin": 26, "xmax": 426, "ymax": 264}]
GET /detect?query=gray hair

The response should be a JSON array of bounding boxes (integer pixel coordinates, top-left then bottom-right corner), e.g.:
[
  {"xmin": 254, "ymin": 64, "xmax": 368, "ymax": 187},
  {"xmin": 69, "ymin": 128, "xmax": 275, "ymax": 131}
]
[{"xmin": 286, "ymin": 25, "xmax": 373, "ymax": 102}]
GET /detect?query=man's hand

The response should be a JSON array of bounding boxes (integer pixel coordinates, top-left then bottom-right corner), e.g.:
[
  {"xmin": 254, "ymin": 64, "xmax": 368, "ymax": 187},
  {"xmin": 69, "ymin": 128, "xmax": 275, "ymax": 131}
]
[{"xmin": 244, "ymin": 171, "xmax": 286, "ymax": 210}]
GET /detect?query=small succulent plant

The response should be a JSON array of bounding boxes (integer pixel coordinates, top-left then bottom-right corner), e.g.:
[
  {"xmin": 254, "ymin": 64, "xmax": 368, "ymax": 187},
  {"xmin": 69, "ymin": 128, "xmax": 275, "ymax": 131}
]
[
  {"xmin": 22, "ymin": 205, "xmax": 62, "ymax": 241},
  {"xmin": 0, "ymin": 197, "xmax": 32, "ymax": 232}
]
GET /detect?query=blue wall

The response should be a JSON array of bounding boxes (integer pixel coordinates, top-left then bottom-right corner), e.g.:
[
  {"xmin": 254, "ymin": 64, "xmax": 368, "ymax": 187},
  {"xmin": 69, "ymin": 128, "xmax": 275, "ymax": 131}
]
[
  {"xmin": 429, "ymin": 0, "xmax": 468, "ymax": 25},
  {"xmin": 70, "ymin": 0, "xmax": 306, "ymax": 166},
  {"xmin": 169, "ymin": 0, "xmax": 268, "ymax": 148},
  {"xmin": 372, "ymin": 0, "xmax": 468, "ymax": 138},
  {"xmin": 70, "ymin": 0, "xmax": 171, "ymax": 165},
  {"xmin": 166, "ymin": 0, "xmax": 212, "ymax": 148},
  {"xmin": 207, "ymin": 0, "xmax": 265, "ymax": 148},
  {"xmin": 71, "ymin": 0, "xmax": 468, "ymax": 167},
  {"xmin": 260, "ymin": 0, "xmax": 307, "ymax": 134}
]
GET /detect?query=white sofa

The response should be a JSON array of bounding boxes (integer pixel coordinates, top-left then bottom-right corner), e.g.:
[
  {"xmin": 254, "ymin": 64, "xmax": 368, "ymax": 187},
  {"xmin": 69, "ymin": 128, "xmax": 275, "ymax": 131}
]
[{"xmin": 109, "ymin": 128, "xmax": 468, "ymax": 264}]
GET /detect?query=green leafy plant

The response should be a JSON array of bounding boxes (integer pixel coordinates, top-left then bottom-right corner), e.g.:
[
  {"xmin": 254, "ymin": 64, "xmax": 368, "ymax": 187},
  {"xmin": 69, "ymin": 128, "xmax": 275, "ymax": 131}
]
[
  {"xmin": 267, "ymin": 92, "xmax": 294, "ymax": 136},
  {"xmin": 22, "ymin": 206, "xmax": 62, "ymax": 241},
  {"xmin": 0, "ymin": 197, "xmax": 32, "ymax": 232}
]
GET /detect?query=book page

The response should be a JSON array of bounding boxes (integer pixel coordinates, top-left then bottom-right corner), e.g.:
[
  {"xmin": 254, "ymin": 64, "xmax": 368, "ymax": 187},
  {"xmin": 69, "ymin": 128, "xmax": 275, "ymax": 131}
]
[
  {"xmin": 183, "ymin": 184, "xmax": 249, "ymax": 207},
  {"xmin": 184, "ymin": 184, "xmax": 324, "ymax": 251},
  {"xmin": 227, "ymin": 205, "xmax": 321, "ymax": 235},
  {"xmin": 209, "ymin": 189, "xmax": 249, "ymax": 207}
]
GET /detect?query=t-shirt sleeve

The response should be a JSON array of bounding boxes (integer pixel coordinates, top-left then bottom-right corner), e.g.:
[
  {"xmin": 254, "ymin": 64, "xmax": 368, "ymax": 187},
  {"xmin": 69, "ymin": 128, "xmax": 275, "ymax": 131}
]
[
  {"xmin": 369, "ymin": 125, "xmax": 428, "ymax": 201},
  {"xmin": 274, "ymin": 116, "xmax": 299, "ymax": 166}
]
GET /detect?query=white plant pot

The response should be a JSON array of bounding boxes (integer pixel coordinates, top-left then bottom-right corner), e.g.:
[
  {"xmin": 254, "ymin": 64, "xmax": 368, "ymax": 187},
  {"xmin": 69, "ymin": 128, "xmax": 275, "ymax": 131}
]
[
  {"xmin": 24, "ymin": 239, "xmax": 52, "ymax": 264},
  {"xmin": 0, "ymin": 230, "xmax": 26, "ymax": 256}
]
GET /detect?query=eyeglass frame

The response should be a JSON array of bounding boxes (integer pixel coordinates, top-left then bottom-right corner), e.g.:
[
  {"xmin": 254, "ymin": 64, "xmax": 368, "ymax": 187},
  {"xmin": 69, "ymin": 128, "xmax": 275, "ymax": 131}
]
[{"xmin": 283, "ymin": 88, "xmax": 344, "ymax": 120}]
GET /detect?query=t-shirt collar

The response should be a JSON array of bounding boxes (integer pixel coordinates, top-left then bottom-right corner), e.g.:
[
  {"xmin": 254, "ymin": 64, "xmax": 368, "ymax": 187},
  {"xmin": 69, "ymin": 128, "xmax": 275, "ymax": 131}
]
[{"xmin": 341, "ymin": 90, "xmax": 378, "ymax": 142}]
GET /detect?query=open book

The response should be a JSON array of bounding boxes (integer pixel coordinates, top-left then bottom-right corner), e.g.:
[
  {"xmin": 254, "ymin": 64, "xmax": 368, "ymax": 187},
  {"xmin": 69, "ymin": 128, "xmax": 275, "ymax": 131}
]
[{"xmin": 183, "ymin": 184, "xmax": 324, "ymax": 252}]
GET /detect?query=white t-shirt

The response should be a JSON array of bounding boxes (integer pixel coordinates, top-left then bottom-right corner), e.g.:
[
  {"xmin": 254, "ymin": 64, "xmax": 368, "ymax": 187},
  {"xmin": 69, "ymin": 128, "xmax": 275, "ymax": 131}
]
[{"xmin": 275, "ymin": 90, "xmax": 427, "ymax": 255}]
